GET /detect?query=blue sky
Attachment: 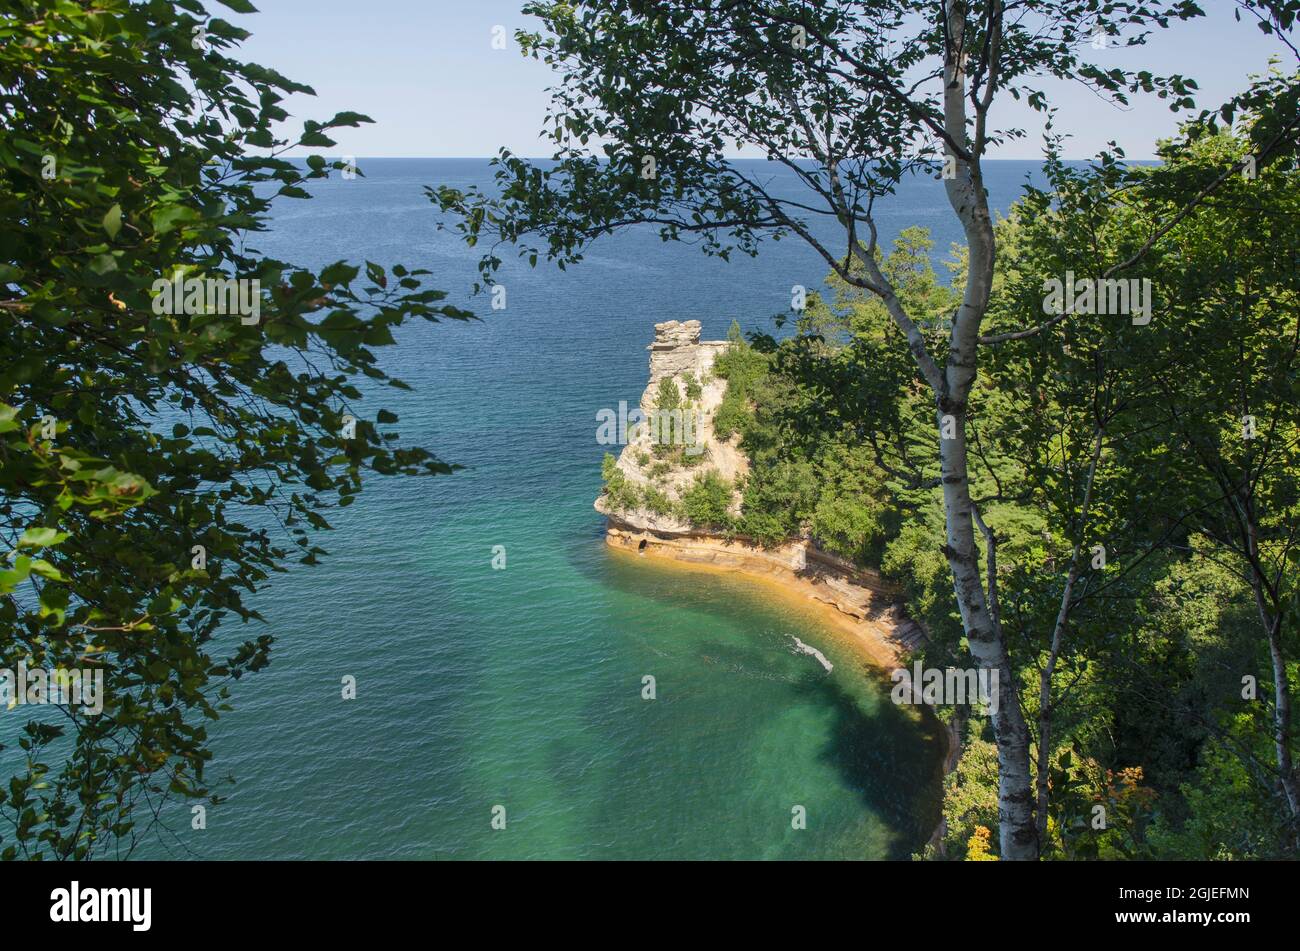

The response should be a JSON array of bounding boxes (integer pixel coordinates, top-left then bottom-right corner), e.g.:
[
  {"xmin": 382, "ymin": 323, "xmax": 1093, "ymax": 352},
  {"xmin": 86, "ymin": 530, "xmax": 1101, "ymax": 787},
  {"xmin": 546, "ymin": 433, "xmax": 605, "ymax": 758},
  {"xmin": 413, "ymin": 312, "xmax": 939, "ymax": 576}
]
[{"xmin": 221, "ymin": 1, "xmax": 1293, "ymax": 159}]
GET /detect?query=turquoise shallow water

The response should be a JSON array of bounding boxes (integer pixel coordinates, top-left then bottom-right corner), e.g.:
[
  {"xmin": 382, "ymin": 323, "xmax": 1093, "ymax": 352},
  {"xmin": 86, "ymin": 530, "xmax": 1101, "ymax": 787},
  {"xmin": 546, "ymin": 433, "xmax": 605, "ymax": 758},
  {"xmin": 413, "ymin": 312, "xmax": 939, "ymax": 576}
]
[{"xmin": 102, "ymin": 161, "xmax": 1046, "ymax": 859}]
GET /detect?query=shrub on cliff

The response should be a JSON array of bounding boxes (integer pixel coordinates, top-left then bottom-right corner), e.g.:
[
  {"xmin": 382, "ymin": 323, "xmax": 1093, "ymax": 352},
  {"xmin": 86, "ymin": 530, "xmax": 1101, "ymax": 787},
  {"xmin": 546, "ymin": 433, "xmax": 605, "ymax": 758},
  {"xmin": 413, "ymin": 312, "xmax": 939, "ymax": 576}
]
[
  {"xmin": 640, "ymin": 485, "xmax": 680, "ymax": 519},
  {"xmin": 651, "ymin": 376, "xmax": 687, "ymax": 460},
  {"xmin": 600, "ymin": 453, "xmax": 641, "ymax": 512},
  {"xmin": 655, "ymin": 376, "xmax": 682, "ymax": 412},
  {"xmin": 712, "ymin": 339, "xmax": 768, "ymax": 440},
  {"xmin": 681, "ymin": 472, "xmax": 734, "ymax": 529}
]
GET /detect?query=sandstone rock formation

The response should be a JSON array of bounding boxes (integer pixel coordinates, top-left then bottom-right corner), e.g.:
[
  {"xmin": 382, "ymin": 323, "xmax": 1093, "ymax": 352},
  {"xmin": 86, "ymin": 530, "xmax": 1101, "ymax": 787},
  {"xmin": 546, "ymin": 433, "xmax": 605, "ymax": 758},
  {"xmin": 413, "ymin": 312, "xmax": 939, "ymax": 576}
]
[
  {"xmin": 596, "ymin": 320, "xmax": 927, "ymax": 667},
  {"xmin": 647, "ymin": 319, "xmax": 725, "ymax": 384},
  {"xmin": 595, "ymin": 319, "xmax": 747, "ymax": 532}
]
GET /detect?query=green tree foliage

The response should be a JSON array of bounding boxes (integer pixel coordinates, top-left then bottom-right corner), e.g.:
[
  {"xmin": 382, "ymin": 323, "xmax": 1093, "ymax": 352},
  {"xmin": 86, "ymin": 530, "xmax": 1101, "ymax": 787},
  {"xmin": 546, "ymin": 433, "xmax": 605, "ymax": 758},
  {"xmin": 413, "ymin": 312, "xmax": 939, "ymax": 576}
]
[
  {"xmin": 714, "ymin": 118, "xmax": 1300, "ymax": 857},
  {"xmin": 711, "ymin": 338, "xmax": 767, "ymax": 441},
  {"xmin": 655, "ymin": 377, "xmax": 682, "ymax": 412},
  {"xmin": 975, "ymin": 121, "xmax": 1300, "ymax": 855},
  {"xmin": 680, "ymin": 472, "xmax": 734, "ymax": 529},
  {"xmin": 928, "ymin": 732, "xmax": 999, "ymax": 860},
  {"xmin": 713, "ymin": 234, "xmax": 947, "ymax": 564},
  {"xmin": 0, "ymin": 0, "xmax": 470, "ymax": 858}
]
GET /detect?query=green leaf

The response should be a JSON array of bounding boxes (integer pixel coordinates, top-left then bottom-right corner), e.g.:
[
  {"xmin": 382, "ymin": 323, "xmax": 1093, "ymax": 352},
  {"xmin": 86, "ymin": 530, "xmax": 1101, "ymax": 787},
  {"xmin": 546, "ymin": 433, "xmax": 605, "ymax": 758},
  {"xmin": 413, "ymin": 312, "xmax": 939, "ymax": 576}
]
[
  {"xmin": 18, "ymin": 527, "xmax": 70, "ymax": 548},
  {"xmin": 30, "ymin": 559, "xmax": 66, "ymax": 582},
  {"xmin": 151, "ymin": 203, "xmax": 200, "ymax": 234},
  {"xmin": 102, "ymin": 203, "xmax": 122, "ymax": 240},
  {"xmin": 325, "ymin": 111, "xmax": 373, "ymax": 128}
]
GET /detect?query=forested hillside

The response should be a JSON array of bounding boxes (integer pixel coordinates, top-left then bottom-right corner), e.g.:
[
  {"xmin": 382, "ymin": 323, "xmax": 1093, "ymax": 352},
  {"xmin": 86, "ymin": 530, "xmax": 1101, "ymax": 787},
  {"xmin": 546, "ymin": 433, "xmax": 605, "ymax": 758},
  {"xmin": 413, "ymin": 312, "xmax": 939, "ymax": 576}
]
[{"xmin": 706, "ymin": 130, "xmax": 1299, "ymax": 858}]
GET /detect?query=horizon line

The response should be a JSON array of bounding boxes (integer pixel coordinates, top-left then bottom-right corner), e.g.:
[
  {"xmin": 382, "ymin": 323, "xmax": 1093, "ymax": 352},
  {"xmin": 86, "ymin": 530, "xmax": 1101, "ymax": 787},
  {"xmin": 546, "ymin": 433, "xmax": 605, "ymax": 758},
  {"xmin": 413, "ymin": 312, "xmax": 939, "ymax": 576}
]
[{"xmin": 291, "ymin": 155, "xmax": 1162, "ymax": 162}]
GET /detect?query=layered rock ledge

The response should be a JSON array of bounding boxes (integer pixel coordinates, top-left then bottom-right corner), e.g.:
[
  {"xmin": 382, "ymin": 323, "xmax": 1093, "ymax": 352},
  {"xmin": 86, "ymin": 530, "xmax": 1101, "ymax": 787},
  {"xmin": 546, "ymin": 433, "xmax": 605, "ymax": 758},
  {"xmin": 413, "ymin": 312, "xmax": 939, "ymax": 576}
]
[{"xmin": 604, "ymin": 515, "xmax": 926, "ymax": 668}]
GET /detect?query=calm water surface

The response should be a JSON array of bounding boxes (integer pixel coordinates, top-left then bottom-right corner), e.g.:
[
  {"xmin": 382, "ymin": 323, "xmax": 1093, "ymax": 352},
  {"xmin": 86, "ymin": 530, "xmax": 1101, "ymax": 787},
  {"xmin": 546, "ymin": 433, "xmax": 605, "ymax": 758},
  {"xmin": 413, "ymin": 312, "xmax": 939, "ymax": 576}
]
[{"xmin": 126, "ymin": 160, "xmax": 1051, "ymax": 859}]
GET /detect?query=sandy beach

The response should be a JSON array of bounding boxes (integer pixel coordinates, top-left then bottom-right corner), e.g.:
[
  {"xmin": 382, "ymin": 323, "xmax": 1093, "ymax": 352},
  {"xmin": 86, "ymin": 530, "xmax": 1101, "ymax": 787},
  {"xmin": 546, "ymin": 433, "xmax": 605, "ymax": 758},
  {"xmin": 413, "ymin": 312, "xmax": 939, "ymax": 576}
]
[{"xmin": 604, "ymin": 519, "xmax": 926, "ymax": 671}]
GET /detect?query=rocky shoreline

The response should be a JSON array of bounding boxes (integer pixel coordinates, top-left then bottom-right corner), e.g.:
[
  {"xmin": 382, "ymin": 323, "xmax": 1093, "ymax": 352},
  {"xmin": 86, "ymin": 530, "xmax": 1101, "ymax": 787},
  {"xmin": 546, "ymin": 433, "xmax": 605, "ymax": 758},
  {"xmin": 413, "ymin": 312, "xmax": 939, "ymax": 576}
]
[{"xmin": 603, "ymin": 513, "xmax": 926, "ymax": 669}]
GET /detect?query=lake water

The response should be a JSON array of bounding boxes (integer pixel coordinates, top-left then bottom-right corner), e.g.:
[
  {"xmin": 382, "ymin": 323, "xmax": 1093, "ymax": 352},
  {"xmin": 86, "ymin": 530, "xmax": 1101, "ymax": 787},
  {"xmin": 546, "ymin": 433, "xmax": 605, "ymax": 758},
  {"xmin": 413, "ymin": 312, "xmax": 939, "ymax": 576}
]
[{"xmin": 129, "ymin": 159, "xmax": 1048, "ymax": 859}]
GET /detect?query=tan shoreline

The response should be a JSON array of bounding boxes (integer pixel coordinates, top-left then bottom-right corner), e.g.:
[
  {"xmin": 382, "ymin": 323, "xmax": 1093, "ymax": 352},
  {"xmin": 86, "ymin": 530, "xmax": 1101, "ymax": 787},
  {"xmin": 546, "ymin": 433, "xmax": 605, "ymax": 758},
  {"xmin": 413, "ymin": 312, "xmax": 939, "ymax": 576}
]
[
  {"xmin": 604, "ymin": 518, "xmax": 926, "ymax": 670},
  {"xmin": 607, "ymin": 540, "xmax": 899, "ymax": 672}
]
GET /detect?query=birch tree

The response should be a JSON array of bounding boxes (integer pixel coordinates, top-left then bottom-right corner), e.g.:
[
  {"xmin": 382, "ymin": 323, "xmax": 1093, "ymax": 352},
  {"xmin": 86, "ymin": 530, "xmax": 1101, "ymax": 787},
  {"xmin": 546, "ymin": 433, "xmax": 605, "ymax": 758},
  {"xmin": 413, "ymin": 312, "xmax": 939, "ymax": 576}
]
[{"xmin": 433, "ymin": 0, "xmax": 1210, "ymax": 859}]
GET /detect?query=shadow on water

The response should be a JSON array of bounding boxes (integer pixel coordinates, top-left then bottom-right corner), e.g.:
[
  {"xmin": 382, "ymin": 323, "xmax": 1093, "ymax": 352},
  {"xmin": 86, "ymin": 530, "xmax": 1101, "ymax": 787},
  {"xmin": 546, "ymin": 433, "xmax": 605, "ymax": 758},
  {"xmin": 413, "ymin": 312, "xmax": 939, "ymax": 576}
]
[
  {"xmin": 582, "ymin": 527, "xmax": 947, "ymax": 858},
  {"xmin": 801, "ymin": 668, "xmax": 947, "ymax": 858}
]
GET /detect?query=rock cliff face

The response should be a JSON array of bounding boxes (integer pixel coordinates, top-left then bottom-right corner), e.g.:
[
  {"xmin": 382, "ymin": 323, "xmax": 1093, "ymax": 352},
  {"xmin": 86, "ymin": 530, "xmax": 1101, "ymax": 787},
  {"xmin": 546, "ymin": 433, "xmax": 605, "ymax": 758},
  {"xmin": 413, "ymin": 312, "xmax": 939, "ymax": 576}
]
[
  {"xmin": 595, "ymin": 319, "xmax": 746, "ymax": 532},
  {"xmin": 647, "ymin": 318, "xmax": 725, "ymax": 382},
  {"xmin": 596, "ymin": 320, "xmax": 926, "ymax": 667}
]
